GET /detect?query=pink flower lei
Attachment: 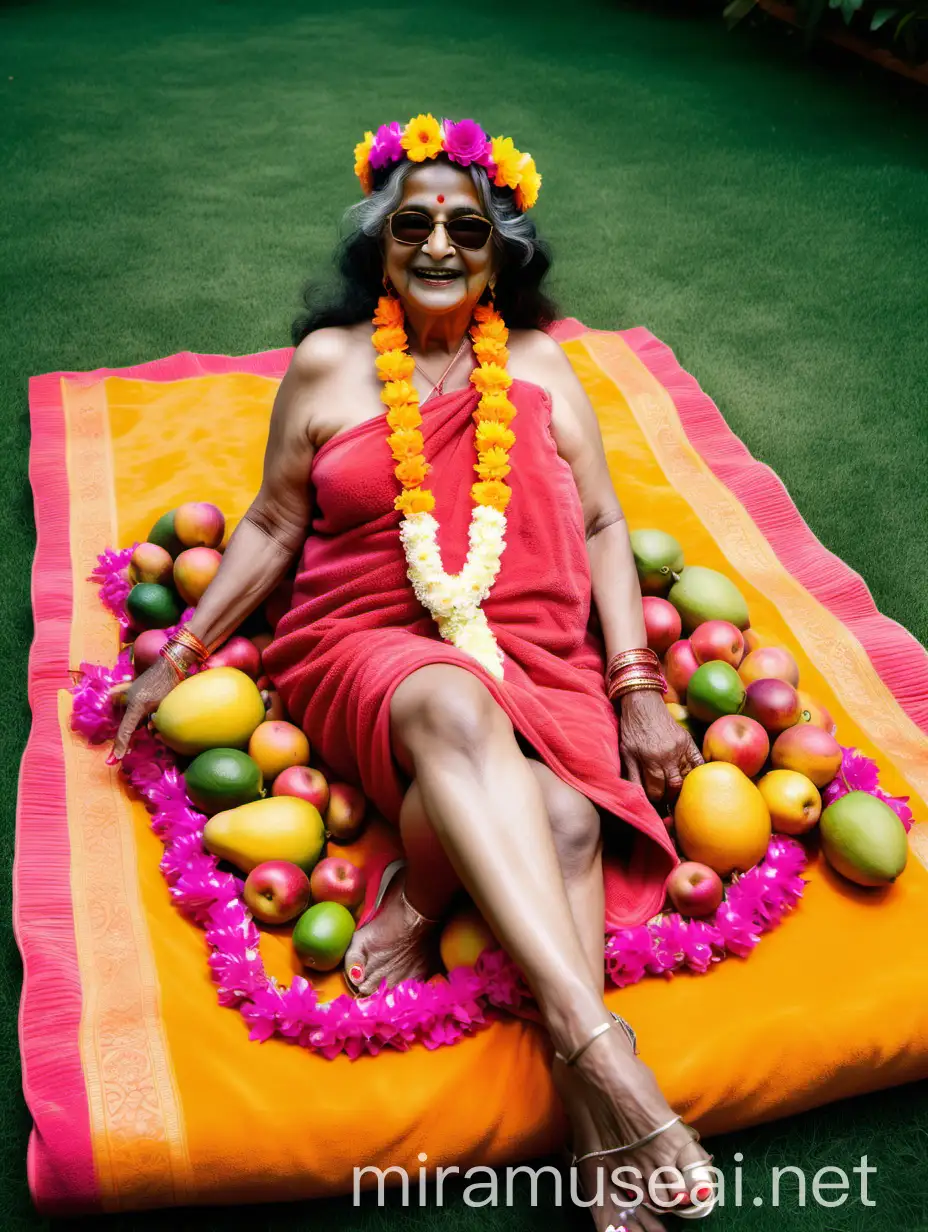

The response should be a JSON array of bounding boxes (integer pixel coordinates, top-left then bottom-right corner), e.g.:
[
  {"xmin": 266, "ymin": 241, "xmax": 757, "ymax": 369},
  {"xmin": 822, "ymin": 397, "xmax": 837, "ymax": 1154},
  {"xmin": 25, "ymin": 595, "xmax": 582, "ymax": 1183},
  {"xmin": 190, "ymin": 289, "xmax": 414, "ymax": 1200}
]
[{"xmin": 71, "ymin": 547, "xmax": 815, "ymax": 1060}]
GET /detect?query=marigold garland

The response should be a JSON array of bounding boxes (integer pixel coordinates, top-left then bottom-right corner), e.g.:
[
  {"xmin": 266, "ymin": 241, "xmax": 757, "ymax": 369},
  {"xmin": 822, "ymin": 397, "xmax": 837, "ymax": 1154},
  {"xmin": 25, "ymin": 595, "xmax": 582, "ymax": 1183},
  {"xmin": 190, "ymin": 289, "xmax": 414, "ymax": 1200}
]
[{"xmin": 373, "ymin": 294, "xmax": 517, "ymax": 678}]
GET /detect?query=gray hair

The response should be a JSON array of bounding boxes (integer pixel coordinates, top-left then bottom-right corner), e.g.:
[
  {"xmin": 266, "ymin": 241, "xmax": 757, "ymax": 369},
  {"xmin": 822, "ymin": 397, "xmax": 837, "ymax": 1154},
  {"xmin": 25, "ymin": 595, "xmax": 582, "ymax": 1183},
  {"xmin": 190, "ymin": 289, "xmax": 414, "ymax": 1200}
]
[{"xmin": 341, "ymin": 158, "xmax": 537, "ymax": 268}]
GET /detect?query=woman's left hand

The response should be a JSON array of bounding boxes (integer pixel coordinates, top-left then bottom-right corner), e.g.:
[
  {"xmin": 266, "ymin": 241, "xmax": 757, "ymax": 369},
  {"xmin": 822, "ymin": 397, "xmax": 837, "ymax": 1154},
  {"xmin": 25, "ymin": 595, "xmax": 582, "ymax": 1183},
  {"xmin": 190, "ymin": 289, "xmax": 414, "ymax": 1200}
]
[{"xmin": 619, "ymin": 688, "xmax": 704, "ymax": 807}]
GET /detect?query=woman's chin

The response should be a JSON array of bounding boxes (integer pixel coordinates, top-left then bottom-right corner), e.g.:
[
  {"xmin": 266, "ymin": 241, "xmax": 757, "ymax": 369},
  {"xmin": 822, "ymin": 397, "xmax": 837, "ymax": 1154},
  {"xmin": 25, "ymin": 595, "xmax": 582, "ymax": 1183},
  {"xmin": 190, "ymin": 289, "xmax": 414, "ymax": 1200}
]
[{"xmin": 403, "ymin": 279, "xmax": 469, "ymax": 313}]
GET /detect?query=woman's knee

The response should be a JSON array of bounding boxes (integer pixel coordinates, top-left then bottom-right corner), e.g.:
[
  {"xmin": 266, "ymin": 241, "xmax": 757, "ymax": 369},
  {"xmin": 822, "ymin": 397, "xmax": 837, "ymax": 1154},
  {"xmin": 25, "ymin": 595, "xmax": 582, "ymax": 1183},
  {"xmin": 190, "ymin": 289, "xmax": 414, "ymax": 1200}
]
[
  {"xmin": 530, "ymin": 761, "xmax": 601, "ymax": 876},
  {"xmin": 390, "ymin": 664, "xmax": 512, "ymax": 768}
]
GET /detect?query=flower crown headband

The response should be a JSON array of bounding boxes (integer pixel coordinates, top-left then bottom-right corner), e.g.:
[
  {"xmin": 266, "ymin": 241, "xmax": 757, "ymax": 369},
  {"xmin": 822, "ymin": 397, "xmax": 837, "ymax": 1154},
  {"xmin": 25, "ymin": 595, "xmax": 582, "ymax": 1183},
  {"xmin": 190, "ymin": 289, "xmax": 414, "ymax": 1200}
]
[{"xmin": 353, "ymin": 113, "xmax": 541, "ymax": 213}]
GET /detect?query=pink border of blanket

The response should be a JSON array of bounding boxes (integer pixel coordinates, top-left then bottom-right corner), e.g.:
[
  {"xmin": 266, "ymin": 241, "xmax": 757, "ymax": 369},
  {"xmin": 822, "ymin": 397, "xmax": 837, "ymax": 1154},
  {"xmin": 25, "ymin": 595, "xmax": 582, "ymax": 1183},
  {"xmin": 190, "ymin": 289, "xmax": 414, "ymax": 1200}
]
[{"xmin": 19, "ymin": 324, "xmax": 928, "ymax": 1213}]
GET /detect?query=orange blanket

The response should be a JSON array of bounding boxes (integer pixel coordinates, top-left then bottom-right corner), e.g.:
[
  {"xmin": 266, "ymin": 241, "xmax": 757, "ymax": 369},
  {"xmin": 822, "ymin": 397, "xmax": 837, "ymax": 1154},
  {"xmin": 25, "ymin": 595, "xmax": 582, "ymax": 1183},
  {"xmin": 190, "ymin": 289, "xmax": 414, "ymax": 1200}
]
[{"xmin": 18, "ymin": 324, "xmax": 928, "ymax": 1214}]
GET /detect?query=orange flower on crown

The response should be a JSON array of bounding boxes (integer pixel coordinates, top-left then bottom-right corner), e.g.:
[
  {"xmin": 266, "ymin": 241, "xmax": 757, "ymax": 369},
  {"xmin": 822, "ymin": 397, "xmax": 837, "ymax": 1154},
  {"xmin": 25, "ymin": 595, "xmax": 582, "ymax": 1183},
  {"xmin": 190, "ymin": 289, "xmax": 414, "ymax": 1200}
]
[
  {"xmin": 376, "ymin": 351, "xmax": 416, "ymax": 382},
  {"xmin": 401, "ymin": 114, "xmax": 444, "ymax": 162},
  {"xmin": 470, "ymin": 363, "xmax": 513, "ymax": 396},
  {"xmin": 372, "ymin": 326, "xmax": 408, "ymax": 354},
  {"xmin": 354, "ymin": 131, "xmax": 375, "ymax": 195}
]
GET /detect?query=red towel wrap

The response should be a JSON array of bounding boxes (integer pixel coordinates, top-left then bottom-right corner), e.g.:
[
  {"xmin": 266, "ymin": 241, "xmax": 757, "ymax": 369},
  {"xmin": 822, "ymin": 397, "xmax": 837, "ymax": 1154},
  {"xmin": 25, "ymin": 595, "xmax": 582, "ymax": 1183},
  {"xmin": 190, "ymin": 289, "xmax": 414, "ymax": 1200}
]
[{"xmin": 263, "ymin": 376, "xmax": 677, "ymax": 927}]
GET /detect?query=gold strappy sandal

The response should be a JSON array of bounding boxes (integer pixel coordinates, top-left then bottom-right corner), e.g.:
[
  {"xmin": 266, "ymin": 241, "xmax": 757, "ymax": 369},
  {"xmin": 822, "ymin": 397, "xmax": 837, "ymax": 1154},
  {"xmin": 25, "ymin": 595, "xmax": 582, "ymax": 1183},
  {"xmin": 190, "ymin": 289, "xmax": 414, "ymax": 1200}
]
[{"xmin": 558, "ymin": 1016, "xmax": 718, "ymax": 1223}]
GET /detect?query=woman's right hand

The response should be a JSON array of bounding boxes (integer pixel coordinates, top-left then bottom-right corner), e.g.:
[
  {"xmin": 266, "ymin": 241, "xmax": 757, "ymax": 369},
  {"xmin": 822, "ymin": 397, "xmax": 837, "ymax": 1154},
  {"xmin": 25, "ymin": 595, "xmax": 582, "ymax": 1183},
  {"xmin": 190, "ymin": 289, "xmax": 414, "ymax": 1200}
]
[{"xmin": 109, "ymin": 657, "xmax": 183, "ymax": 762}]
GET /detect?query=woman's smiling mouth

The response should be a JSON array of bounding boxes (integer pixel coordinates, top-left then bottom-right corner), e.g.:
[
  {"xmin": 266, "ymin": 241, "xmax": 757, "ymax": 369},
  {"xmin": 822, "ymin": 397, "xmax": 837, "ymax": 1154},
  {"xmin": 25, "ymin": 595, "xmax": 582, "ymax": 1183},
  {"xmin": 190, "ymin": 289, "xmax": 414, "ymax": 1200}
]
[{"xmin": 412, "ymin": 269, "xmax": 463, "ymax": 285}]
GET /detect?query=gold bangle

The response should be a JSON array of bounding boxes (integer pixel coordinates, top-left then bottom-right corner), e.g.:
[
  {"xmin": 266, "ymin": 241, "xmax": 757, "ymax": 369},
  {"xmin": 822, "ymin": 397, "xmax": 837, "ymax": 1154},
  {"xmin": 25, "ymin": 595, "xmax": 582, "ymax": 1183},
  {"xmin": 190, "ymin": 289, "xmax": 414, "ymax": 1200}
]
[
  {"xmin": 608, "ymin": 670, "xmax": 665, "ymax": 692},
  {"xmin": 612, "ymin": 681, "xmax": 666, "ymax": 700},
  {"xmin": 608, "ymin": 675, "xmax": 667, "ymax": 698},
  {"xmin": 159, "ymin": 644, "xmax": 189, "ymax": 682},
  {"xmin": 170, "ymin": 627, "xmax": 210, "ymax": 663}
]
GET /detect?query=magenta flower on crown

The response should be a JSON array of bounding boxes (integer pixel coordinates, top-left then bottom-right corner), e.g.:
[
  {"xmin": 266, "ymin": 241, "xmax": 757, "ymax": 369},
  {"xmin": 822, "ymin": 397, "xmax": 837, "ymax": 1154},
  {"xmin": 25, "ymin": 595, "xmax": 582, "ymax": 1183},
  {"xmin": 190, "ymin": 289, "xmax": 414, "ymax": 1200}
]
[
  {"xmin": 369, "ymin": 121, "xmax": 404, "ymax": 170},
  {"xmin": 441, "ymin": 118, "xmax": 494, "ymax": 170}
]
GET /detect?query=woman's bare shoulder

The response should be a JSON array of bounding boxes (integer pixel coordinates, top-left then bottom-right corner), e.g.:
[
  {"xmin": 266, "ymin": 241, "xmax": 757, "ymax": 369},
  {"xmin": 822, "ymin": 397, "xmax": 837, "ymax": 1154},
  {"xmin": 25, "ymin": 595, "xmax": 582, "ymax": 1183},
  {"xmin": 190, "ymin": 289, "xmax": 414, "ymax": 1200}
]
[
  {"xmin": 507, "ymin": 327, "xmax": 573, "ymax": 392},
  {"xmin": 291, "ymin": 322, "xmax": 371, "ymax": 378}
]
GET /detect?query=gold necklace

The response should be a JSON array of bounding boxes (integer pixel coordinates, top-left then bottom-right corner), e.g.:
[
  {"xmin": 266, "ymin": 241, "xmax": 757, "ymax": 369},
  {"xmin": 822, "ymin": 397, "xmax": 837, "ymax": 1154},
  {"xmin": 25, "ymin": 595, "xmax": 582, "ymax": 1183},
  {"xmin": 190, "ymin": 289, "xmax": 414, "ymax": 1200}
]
[{"xmin": 411, "ymin": 334, "xmax": 470, "ymax": 401}]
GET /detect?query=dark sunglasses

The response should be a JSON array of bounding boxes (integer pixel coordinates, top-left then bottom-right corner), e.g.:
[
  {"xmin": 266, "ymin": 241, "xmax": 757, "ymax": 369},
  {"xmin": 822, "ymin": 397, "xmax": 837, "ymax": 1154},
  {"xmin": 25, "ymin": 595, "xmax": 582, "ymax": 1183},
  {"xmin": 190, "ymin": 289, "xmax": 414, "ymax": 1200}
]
[{"xmin": 387, "ymin": 209, "xmax": 494, "ymax": 251}]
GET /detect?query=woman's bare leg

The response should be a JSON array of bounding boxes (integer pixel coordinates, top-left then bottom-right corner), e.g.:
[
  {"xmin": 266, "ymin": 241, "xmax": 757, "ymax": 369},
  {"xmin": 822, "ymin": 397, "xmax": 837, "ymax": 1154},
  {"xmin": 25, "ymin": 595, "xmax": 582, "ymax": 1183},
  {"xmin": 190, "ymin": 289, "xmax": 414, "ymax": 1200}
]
[
  {"xmin": 353, "ymin": 665, "xmax": 707, "ymax": 1230},
  {"xmin": 344, "ymin": 758, "xmax": 605, "ymax": 992}
]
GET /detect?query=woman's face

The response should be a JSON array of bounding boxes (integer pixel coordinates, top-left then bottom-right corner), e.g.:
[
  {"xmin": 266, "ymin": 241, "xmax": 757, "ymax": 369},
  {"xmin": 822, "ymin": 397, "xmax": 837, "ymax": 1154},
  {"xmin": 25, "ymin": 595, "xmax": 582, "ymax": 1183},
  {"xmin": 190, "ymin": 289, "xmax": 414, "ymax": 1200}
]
[{"xmin": 382, "ymin": 162, "xmax": 497, "ymax": 320}]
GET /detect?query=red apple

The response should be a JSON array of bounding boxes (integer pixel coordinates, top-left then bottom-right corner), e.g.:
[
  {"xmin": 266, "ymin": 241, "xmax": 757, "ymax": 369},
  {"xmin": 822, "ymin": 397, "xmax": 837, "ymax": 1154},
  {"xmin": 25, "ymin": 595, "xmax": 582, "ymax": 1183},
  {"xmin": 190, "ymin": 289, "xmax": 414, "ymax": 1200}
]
[
  {"xmin": 132, "ymin": 627, "xmax": 170, "ymax": 674},
  {"xmin": 273, "ymin": 764, "xmax": 330, "ymax": 812},
  {"xmin": 262, "ymin": 689, "xmax": 287, "ymax": 722},
  {"xmin": 205, "ymin": 635, "xmax": 262, "ymax": 679},
  {"xmin": 325, "ymin": 783, "xmax": 368, "ymax": 843},
  {"xmin": 739, "ymin": 646, "xmax": 800, "ymax": 688},
  {"xmin": 702, "ymin": 714, "xmax": 770, "ymax": 778},
  {"xmin": 691, "ymin": 620, "xmax": 745, "ymax": 668},
  {"xmin": 243, "ymin": 860, "xmax": 311, "ymax": 924},
  {"xmin": 310, "ymin": 856, "xmax": 365, "ymax": 910},
  {"xmin": 666, "ymin": 862, "xmax": 724, "ymax": 918},
  {"xmin": 744, "ymin": 678, "xmax": 802, "ymax": 736},
  {"xmin": 664, "ymin": 639, "xmax": 699, "ymax": 699},
  {"xmin": 642, "ymin": 597, "xmax": 682, "ymax": 657}
]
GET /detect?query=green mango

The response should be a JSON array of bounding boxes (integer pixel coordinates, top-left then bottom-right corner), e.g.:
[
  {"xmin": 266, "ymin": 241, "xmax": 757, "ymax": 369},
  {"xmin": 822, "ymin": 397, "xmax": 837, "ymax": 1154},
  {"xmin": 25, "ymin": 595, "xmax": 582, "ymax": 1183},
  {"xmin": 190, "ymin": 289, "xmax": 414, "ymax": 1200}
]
[
  {"xmin": 820, "ymin": 791, "xmax": 908, "ymax": 887},
  {"xmin": 668, "ymin": 566, "xmax": 750, "ymax": 633},
  {"xmin": 630, "ymin": 529, "xmax": 684, "ymax": 595}
]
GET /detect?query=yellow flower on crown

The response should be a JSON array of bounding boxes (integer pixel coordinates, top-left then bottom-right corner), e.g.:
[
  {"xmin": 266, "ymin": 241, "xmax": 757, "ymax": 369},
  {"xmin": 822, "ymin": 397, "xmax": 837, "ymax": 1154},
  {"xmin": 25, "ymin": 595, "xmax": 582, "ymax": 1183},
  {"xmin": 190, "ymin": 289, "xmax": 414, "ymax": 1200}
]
[
  {"xmin": 515, "ymin": 156, "xmax": 542, "ymax": 212},
  {"xmin": 353, "ymin": 131, "xmax": 375, "ymax": 195},
  {"xmin": 401, "ymin": 114, "xmax": 444, "ymax": 162},
  {"xmin": 490, "ymin": 136, "xmax": 524, "ymax": 191}
]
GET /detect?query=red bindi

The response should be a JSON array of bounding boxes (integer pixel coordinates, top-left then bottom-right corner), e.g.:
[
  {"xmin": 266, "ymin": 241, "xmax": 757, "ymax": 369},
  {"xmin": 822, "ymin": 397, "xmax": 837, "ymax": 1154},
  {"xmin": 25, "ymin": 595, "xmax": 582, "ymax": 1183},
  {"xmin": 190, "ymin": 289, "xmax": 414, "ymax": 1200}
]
[{"xmin": 436, "ymin": 194, "xmax": 444, "ymax": 203}]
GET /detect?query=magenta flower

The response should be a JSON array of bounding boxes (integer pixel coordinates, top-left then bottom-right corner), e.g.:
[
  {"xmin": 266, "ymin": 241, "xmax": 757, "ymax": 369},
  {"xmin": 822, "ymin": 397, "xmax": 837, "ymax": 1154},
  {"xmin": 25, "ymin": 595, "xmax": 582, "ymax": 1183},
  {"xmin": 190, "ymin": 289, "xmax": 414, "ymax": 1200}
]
[
  {"xmin": 369, "ymin": 121, "xmax": 404, "ymax": 169},
  {"xmin": 441, "ymin": 118, "xmax": 493, "ymax": 168}
]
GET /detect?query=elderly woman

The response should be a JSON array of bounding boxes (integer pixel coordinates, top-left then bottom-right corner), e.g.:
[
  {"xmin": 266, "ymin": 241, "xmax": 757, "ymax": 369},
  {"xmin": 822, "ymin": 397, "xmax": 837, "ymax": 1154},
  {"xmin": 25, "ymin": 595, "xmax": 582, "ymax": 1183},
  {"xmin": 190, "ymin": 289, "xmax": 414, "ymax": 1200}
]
[{"xmin": 112, "ymin": 115, "xmax": 716, "ymax": 1229}]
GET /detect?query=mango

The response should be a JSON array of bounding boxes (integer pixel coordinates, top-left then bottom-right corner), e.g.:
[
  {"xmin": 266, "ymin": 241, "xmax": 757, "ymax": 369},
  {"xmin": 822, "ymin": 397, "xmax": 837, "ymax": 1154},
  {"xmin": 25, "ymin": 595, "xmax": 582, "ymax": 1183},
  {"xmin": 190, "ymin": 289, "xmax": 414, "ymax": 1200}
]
[
  {"xmin": 174, "ymin": 546, "xmax": 222, "ymax": 606},
  {"xmin": 820, "ymin": 791, "xmax": 908, "ymax": 887},
  {"xmin": 152, "ymin": 667, "xmax": 266, "ymax": 755},
  {"xmin": 668, "ymin": 566, "xmax": 750, "ymax": 633},
  {"xmin": 204, "ymin": 796, "xmax": 325, "ymax": 874},
  {"xmin": 630, "ymin": 529, "xmax": 685, "ymax": 596},
  {"xmin": 175, "ymin": 501, "xmax": 225, "ymax": 550}
]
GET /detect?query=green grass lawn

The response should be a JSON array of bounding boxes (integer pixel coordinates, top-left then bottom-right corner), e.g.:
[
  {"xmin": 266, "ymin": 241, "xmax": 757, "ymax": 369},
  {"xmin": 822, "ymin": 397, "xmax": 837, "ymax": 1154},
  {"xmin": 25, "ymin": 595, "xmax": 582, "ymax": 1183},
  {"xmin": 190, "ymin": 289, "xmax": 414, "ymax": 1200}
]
[{"xmin": 3, "ymin": 0, "xmax": 927, "ymax": 1228}]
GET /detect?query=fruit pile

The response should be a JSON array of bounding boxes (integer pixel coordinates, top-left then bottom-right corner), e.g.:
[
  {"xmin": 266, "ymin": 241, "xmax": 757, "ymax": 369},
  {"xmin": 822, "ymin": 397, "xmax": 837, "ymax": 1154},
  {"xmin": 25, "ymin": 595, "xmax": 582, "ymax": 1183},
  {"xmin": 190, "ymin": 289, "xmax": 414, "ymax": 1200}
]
[
  {"xmin": 632, "ymin": 528, "xmax": 912, "ymax": 916},
  {"xmin": 116, "ymin": 503, "xmax": 488, "ymax": 980}
]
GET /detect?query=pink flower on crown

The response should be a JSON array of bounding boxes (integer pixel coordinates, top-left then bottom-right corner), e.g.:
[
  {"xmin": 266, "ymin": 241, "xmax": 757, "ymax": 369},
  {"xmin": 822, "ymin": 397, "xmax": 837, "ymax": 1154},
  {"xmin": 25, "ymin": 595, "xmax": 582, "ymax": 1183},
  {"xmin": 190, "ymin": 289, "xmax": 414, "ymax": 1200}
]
[
  {"xmin": 369, "ymin": 121, "xmax": 404, "ymax": 170},
  {"xmin": 441, "ymin": 118, "xmax": 494, "ymax": 170}
]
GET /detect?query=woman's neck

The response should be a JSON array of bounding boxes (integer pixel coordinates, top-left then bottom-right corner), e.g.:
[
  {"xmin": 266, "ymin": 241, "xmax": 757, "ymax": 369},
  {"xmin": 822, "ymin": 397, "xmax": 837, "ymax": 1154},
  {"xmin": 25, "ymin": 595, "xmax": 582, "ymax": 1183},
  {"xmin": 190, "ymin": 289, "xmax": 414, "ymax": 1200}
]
[{"xmin": 402, "ymin": 301, "xmax": 476, "ymax": 358}]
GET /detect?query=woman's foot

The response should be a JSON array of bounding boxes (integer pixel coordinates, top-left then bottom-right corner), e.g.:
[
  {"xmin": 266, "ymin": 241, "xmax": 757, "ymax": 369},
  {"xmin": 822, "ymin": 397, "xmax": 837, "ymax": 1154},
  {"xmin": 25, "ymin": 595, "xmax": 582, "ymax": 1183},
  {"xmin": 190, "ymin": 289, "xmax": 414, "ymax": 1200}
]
[
  {"xmin": 343, "ymin": 868, "xmax": 440, "ymax": 996},
  {"xmin": 555, "ymin": 1022, "xmax": 714, "ymax": 1230}
]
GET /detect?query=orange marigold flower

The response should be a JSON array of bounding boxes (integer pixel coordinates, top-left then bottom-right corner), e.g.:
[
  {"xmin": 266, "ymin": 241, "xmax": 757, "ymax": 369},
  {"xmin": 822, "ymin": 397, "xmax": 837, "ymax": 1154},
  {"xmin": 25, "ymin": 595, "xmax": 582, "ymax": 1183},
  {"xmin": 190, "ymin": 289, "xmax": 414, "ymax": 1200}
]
[
  {"xmin": 473, "ymin": 303, "xmax": 503, "ymax": 326},
  {"xmin": 401, "ymin": 114, "xmax": 443, "ymax": 163},
  {"xmin": 376, "ymin": 351, "xmax": 416, "ymax": 382},
  {"xmin": 470, "ymin": 363, "xmax": 512, "ymax": 395},
  {"xmin": 473, "ymin": 393, "xmax": 517, "ymax": 425},
  {"xmin": 373, "ymin": 326, "xmax": 408, "ymax": 354},
  {"xmin": 475, "ymin": 421, "xmax": 515, "ymax": 452},
  {"xmin": 474, "ymin": 447, "xmax": 511, "ymax": 481},
  {"xmin": 386, "ymin": 402, "xmax": 422, "ymax": 431},
  {"xmin": 387, "ymin": 428, "xmax": 423, "ymax": 459},
  {"xmin": 471, "ymin": 479, "xmax": 511, "ymax": 512},
  {"xmin": 473, "ymin": 338, "xmax": 509, "ymax": 366},
  {"xmin": 354, "ymin": 130, "xmax": 375, "ymax": 194},
  {"xmin": 373, "ymin": 296, "xmax": 405, "ymax": 328},
  {"xmin": 490, "ymin": 136, "xmax": 523, "ymax": 190},
  {"xmin": 395, "ymin": 487, "xmax": 436, "ymax": 515},
  {"xmin": 381, "ymin": 379, "xmax": 416, "ymax": 408},
  {"xmin": 395, "ymin": 455, "xmax": 431, "ymax": 487},
  {"xmin": 471, "ymin": 319, "xmax": 508, "ymax": 344},
  {"xmin": 514, "ymin": 156, "xmax": 541, "ymax": 212}
]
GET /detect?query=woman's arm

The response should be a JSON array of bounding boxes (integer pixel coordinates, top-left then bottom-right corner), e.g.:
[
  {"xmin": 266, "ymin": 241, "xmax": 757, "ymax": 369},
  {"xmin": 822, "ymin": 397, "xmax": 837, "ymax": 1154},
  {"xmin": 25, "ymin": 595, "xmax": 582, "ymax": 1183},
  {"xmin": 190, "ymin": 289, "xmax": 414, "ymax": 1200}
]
[
  {"xmin": 110, "ymin": 330, "xmax": 344, "ymax": 758},
  {"xmin": 531, "ymin": 334, "xmax": 702, "ymax": 803}
]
